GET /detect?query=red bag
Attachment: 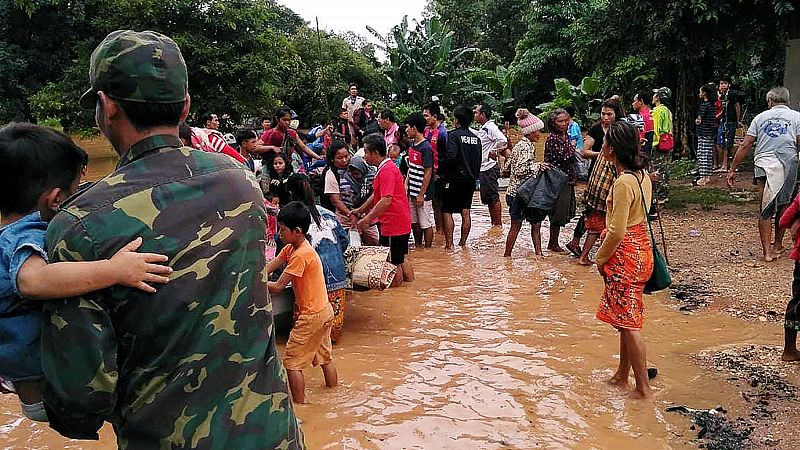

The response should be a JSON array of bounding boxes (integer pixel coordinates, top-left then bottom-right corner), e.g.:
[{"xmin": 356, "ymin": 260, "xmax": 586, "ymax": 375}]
[{"xmin": 657, "ymin": 133, "xmax": 674, "ymax": 152}]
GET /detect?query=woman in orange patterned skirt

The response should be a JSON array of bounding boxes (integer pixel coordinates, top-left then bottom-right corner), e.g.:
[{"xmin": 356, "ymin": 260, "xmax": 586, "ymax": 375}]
[{"xmin": 594, "ymin": 121, "xmax": 655, "ymax": 400}]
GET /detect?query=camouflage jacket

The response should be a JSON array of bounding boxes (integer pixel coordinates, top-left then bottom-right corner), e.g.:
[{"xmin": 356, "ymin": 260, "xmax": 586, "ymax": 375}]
[{"xmin": 43, "ymin": 135, "xmax": 304, "ymax": 450}]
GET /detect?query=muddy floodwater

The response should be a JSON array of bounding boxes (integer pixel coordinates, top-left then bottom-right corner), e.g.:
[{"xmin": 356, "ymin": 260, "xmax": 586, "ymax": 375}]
[{"xmin": 0, "ymin": 151, "xmax": 782, "ymax": 449}]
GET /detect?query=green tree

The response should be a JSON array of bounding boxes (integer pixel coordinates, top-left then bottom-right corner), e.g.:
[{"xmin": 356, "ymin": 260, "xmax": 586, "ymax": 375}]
[
  {"xmin": 282, "ymin": 28, "xmax": 387, "ymax": 126},
  {"xmin": 507, "ymin": 0, "xmax": 585, "ymax": 110},
  {"xmin": 370, "ymin": 16, "xmax": 476, "ymax": 107},
  {"xmin": 0, "ymin": 0, "xmax": 95, "ymax": 124}
]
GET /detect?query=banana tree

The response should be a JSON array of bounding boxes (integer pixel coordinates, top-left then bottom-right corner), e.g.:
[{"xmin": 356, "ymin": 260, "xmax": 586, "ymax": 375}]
[
  {"xmin": 536, "ymin": 76, "xmax": 603, "ymax": 127},
  {"xmin": 369, "ymin": 16, "xmax": 476, "ymax": 106}
]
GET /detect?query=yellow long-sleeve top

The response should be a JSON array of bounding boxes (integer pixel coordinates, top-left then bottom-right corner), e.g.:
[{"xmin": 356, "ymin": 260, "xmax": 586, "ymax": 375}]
[{"xmin": 595, "ymin": 170, "xmax": 652, "ymax": 266}]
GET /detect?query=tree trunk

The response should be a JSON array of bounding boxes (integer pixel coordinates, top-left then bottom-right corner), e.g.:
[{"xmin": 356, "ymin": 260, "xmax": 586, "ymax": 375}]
[{"xmin": 785, "ymin": 8, "xmax": 800, "ymax": 111}]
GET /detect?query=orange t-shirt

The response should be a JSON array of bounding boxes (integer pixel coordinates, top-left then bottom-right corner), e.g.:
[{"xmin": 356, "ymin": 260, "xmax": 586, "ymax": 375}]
[{"xmin": 278, "ymin": 240, "xmax": 328, "ymax": 315}]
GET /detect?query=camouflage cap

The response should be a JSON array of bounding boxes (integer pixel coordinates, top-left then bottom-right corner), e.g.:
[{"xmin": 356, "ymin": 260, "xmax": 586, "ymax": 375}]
[
  {"xmin": 79, "ymin": 30, "xmax": 188, "ymax": 109},
  {"xmin": 652, "ymin": 86, "xmax": 672, "ymax": 100}
]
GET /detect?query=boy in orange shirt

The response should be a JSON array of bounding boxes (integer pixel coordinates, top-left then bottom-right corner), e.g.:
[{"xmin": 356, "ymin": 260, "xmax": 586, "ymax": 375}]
[{"xmin": 267, "ymin": 201, "xmax": 338, "ymax": 403}]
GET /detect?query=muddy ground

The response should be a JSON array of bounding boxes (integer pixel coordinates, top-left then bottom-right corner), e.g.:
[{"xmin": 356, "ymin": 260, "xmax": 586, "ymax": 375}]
[{"xmin": 656, "ymin": 171, "xmax": 800, "ymax": 449}]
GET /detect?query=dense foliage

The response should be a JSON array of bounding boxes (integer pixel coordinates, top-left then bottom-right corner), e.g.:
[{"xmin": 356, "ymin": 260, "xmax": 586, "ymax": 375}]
[
  {"xmin": 1, "ymin": 0, "xmax": 797, "ymax": 141},
  {"xmin": 2, "ymin": 0, "xmax": 385, "ymax": 131}
]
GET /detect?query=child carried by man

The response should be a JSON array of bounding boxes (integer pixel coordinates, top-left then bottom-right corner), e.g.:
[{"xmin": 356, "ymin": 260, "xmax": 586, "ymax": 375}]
[{"xmin": 0, "ymin": 123, "xmax": 172, "ymax": 421}]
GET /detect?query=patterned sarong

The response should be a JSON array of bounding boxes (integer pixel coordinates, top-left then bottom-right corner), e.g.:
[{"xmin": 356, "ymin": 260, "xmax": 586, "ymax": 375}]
[{"xmin": 596, "ymin": 222, "xmax": 654, "ymax": 331}]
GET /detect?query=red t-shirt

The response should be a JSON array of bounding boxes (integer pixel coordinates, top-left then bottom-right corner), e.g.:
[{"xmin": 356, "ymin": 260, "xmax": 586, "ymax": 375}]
[
  {"xmin": 372, "ymin": 158, "xmax": 411, "ymax": 236},
  {"xmin": 640, "ymin": 106, "xmax": 654, "ymax": 138},
  {"xmin": 260, "ymin": 127, "xmax": 298, "ymax": 147}
]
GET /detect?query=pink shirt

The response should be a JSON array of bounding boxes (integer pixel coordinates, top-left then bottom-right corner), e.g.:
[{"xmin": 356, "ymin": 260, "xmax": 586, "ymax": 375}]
[
  {"xmin": 372, "ymin": 158, "xmax": 411, "ymax": 237},
  {"xmin": 384, "ymin": 122, "xmax": 399, "ymax": 149}
]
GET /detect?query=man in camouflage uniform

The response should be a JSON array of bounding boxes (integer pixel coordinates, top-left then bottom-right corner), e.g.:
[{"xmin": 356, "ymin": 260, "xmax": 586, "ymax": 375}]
[{"xmin": 41, "ymin": 30, "xmax": 303, "ymax": 449}]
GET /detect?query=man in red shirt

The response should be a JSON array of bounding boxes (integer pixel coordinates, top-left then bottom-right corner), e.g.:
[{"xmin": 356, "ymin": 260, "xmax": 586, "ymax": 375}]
[
  {"xmin": 255, "ymin": 107, "xmax": 322, "ymax": 170},
  {"xmin": 351, "ymin": 134, "xmax": 414, "ymax": 287}
]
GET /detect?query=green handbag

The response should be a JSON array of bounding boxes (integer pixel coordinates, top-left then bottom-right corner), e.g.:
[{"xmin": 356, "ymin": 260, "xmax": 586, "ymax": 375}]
[{"xmin": 634, "ymin": 174, "xmax": 672, "ymax": 294}]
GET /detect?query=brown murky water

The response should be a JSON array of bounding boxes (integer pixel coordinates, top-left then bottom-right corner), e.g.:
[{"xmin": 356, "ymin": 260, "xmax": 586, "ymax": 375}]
[{"xmin": 0, "ymin": 147, "xmax": 781, "ymax": 449}]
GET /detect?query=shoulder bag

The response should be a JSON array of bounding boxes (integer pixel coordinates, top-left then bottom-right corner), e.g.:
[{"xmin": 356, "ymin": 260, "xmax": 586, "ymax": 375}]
[{"xmin": 633, "ymin": 172, "xmax": 672, "ymax": 293}]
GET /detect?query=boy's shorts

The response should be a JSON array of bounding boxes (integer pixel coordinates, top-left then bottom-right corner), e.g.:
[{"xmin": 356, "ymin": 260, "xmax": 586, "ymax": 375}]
[
  {"xmin": 409, "ymin": 198, "xmax": 434, "ymax": 229},
  {"xmin": 380, "ymin": 233, "xmax": 410, "ymax": 265},
  {"xmin": 284, "ymin": 304, "xmax": 334, "ymax": 371}
]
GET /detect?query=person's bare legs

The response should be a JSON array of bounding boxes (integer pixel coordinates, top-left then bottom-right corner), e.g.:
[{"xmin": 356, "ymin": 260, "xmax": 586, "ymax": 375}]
[
  {"xmin": 782, "ymin": 328, "xmax": 800, "ymax": 361},
  {"xmin": 286, "ymin": 369, "xmax": 306, "ymax": 404},
  {"xmin": 531, "ymin": 222, "xmax": 543, "ymax": 256},
  {"xmin": 459, "ymin": 209, "xmax": 472, "ymax": 246},
  {"xmin": 433, "ymin": 198, "xmax": 443, "ymax": 235},
  {"xmin": 756, "ymin": 181, "xmax": 776, "ymax": 261},
  {"xmin": 607, "ymin": 331, "xmax": 631, "ymax": 388},
  {"xmin": 759, "ymin": 217, "xmax": 776, "ymax": 261},
  {"xmin": 411, "ymin": 224, "xmax": 422, "ymax": 249},
  {"xmin": 547, "ymin": 225, "xmax": 564, "ymax": 252},
  {"xmin": 578, "ymin": 233, "xmax": 599, "ymax": 265},
  {"xmin": 443, "ymin": 212, "xmax": 455, "ymax": 250},
  {"xmin": 721, "ymin": 146, "xmax": 730, "ymax": 171},
  {"xmin": 504, "ymin": 221, "xmax": 522, "ymax": 257},
  {"xmin": 621, "ymin": 330, "xmax": 652, "ymax": 399},
  {"xmin": 423, "ymin": 226, "xmax": 434, "ymax": 248},
  {"xmin": 321, "ymin": 362, "xmax": 338, "ymax": 387},
  {"xmin": 489, "ymin": 201, "xmax": 502, "ymax": 227},
  {"xmin": 401, "ymin": 261, "xmax": 415, "ymax": 282}
]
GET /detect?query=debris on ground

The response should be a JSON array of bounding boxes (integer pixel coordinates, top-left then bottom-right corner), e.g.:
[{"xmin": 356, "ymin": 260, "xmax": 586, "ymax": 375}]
[
  {"xmin": 666, "ymin": 405, "xmax": 753, "ymax": 450},
  {"xmin": 693, "ymin": 345, "xmax": 800, "ymax": 449}
]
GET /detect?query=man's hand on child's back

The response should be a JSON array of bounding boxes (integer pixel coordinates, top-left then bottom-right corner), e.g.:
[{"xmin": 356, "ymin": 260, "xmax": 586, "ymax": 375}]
[{"xmin": 109, "ymin": 237, "xmax": 172, "ymax": 293}]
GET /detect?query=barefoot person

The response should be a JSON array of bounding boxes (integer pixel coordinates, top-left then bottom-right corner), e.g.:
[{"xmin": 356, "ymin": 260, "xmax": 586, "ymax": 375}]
[
  {"xmin": 728, "ymin": 87, "xmax": 800, "ymax": 262},
  {"xmin": 473, "ymin": 102, "xmax": 508, "ymax": 228},
  {"xmin": 544, "ymin": 108, "xmax": 578, "ymax": 253},
  {"xmin": 595, "ymin": 121, "xmax": 654, "ymax": 400},
  {"xmin": 351, "ymin": 134, "xmax": 414, "ymax": 287},
  {"xmin": 41, "ymin": 30, "xmax": 301, "ymax": 446},
  {"xmin": 441, "ymin": 106, "xmax": 481, "ymax": 250},
  {"xmin": 503, "ymin": 109, "xmax": 545, "ymax": 256},
  {"xmin": 268, "ymin": 202, "xmax": 339, "ymax": 403},
  {"xmin": 566, "ymin": 99, "xmax": 625, "ymax": 265},
  {"xmin": 778, "ymin": 191, "xmax": 800, "ymax": 361}
]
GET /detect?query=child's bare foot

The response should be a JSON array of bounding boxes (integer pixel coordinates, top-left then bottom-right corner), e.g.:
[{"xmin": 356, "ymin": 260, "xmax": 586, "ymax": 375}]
[
  {"xmin": 629, "ymin": 388, "xmax": 653, "ymax": 400},
  {"xmin": 781, "ymin": 349, "xmax": 800, "ymax": 361},
  {"xmin": 534, "ymin": 251, "xmax": 544, "ymax": 257},
  {"xmin": 606, "ymin": 376, "xmax": 629, "ymax": 389},
  {"xmin": 548, "ymin": 245, "xmax": 565, "ymax": 253},
  {"xmin": 762, "ymin": 253, "xmax": 778, "ymax": 262},
  {"xmin": 577, "ymin": 257, "xmax": 593, "ymax": 266}
]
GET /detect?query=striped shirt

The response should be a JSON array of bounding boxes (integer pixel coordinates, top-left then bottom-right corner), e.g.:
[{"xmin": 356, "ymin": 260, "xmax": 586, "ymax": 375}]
[{"xmin": 406, "ymin": 139, "xmax": 435, "ymax": 199}]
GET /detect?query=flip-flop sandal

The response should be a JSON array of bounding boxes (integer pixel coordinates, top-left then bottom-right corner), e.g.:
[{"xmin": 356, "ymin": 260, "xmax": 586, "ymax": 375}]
[{"xmin": 566, "ymin": 242, "xmax": 581, "ymax": 257}]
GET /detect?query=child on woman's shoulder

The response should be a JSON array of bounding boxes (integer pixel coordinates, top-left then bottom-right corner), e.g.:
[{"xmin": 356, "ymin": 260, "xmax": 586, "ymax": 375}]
[
  {"xmin": 266, "ymin": 201, "xmax": 338, "ymax": 404},
  {"xmin": 0, "ymin": 123, "xmax": 172, "ymax": 421}
]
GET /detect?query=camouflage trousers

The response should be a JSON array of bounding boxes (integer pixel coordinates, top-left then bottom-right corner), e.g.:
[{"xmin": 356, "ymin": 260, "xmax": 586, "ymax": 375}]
[{"xmin": 651, "ymin": 151, "xmax": 671, "ymax": 201}]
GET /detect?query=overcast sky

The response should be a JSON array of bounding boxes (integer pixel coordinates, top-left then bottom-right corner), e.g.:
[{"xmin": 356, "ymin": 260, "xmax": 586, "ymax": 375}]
[{"xmin": 279, "ymin": 0, "xmax": 427, "ymax": 55}]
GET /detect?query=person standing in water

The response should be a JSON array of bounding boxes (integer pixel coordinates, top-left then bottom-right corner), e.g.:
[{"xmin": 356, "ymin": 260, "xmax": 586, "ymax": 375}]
[
  {"xmin": 595, "ymin": 121, "xmax": 654, "ymax": 400},
  {"xmin": 473, "ymin": 102, "xmax": 508, "ymax": 228},
  {"xmin": 351, "ymin": 134, "xmax": 414, "ymax": 287},
  {"xmin": 441, "ymin": 105, "xmax": 482, "ymax": 250}
]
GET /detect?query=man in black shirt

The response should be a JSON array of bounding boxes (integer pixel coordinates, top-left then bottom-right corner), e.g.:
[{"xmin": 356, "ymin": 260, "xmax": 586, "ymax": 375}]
[
  {"xmin": 440, "ymin": 106, "xmax": 482, "ymax": 249},
  {"xmin": 716, "ymin": 77, "xmax": 743, "ymax": 171}
]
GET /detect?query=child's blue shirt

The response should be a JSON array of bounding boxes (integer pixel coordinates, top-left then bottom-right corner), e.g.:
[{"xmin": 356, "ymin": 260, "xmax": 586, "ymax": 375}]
[{"xmin": 0, "ymin": 211, "xmax": 47, "ymax": 382}]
